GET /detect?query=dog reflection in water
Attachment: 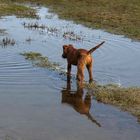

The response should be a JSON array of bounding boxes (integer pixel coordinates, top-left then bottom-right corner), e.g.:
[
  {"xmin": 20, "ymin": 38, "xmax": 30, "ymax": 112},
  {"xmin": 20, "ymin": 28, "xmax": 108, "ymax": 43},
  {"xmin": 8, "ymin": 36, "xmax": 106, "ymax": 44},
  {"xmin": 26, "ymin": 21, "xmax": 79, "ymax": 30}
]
[{"xmin": 61, "ymin": 80, "xmax": 101, "ymax": 127}]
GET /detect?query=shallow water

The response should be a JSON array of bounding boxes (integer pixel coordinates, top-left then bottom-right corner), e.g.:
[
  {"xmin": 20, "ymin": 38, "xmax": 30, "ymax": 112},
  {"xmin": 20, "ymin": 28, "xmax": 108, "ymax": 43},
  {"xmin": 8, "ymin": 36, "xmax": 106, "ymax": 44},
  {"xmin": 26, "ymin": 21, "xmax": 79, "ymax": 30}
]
[{"xmin": 0, "ymin": 5, "xmax": 140, "ymax": 140}]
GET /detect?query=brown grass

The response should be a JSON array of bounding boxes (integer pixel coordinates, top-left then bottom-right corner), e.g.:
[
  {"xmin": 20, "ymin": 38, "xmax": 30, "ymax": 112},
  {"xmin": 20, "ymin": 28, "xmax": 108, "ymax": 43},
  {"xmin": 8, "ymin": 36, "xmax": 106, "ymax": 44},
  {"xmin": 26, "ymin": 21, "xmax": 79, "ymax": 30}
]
[
  {"xmin": 0, "ymin": 0, "xmax": 37, "ymax": 18},
  {"xmin": 1, "ymin": 0, "xmax": 140, "ymax": 39}
]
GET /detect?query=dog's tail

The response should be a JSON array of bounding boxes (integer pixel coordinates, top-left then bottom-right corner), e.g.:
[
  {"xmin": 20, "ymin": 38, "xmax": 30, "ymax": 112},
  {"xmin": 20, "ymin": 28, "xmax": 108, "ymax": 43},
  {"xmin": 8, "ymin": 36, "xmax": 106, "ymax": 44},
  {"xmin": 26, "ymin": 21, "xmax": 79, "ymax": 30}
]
[
  {"xmin": 86, "ymin": 112, "xmax": 101, "ymax": 127},
  {"xmin": 88, "ymin": 41, "xmax": 105, "ymax": 54}
]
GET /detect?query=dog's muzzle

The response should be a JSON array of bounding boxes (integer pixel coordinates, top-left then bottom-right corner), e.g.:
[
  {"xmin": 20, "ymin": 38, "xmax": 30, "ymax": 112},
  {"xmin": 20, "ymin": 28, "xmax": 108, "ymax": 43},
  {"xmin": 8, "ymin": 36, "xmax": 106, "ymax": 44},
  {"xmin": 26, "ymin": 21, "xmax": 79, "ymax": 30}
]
[{"xmin": 62, "ymin": 54, "xmax": 67, "ymax": 58}]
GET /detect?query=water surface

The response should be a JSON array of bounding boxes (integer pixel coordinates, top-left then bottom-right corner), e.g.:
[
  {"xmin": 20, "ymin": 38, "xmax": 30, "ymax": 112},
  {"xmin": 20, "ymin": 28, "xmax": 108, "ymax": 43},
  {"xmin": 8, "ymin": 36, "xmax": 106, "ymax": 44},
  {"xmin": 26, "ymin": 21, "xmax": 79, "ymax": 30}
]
[{"xmin": 0, "ymin": 5, "xmax": 140, "ymax": 140}]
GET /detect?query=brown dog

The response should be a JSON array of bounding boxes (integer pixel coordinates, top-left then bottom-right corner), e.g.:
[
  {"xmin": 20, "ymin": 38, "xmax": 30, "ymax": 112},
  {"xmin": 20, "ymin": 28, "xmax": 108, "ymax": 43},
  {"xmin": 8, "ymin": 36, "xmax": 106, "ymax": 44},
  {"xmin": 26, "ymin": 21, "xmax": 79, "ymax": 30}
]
[{"xmin": 62, "ymin": 41, "xmax": 105, "ymax": 83}]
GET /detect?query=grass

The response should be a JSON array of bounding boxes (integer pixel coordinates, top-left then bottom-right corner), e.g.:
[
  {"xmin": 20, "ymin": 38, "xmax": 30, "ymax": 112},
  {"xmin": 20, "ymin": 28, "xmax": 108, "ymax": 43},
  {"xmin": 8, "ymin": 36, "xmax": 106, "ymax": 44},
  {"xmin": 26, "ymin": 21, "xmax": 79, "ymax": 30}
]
[
  {"xmin": 0, "ymin": 37, "xmax": 15, "ymax": 46},
  {"xmin": 63, "ymin": 31, "xmax": 83, "ymax": 41},
  {"xmin": 12, "ymin": 0, "xmax": 140, "ymax": 40},
  {"xmin": 20, "ymin": 52, "xmax": 60, "ymax": 69},
  {"xmin": 0, "ymin": 0, "xmax": 37, "ymax": 18},
  {"xmin": 1, "ymin": 0, "xmax": 139, "ymax": 39}
]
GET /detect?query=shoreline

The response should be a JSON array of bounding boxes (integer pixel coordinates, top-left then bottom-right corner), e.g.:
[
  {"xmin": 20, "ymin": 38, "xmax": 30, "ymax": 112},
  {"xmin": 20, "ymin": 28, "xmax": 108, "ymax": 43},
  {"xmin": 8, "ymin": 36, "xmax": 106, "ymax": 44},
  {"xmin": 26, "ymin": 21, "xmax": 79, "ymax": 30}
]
[{"xmin": 10, "ymin": 0, "xmax": 140, "ymax": 40}]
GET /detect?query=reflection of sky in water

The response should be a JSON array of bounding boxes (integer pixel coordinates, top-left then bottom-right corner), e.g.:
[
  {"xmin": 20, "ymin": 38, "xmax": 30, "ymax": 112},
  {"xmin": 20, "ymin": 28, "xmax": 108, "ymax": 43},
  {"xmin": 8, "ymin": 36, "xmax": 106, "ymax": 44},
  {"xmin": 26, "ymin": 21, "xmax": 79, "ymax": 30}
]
[
  {"xmin": 0, "ymin": 6, "xmax": 140, "ymax": 140},
  {"xmin": 1, "ymin": 7, "xmax": 140, "ymax": 86}
]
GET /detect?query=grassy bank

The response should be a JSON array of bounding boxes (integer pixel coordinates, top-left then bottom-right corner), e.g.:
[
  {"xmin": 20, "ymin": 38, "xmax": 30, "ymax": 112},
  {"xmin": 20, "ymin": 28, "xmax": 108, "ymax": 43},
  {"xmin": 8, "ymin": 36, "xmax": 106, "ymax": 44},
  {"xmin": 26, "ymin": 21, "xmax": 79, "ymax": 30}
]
[
  {"xmin": 21, "ymin": 52, "xmax": 140, "ymax": 123},
  {"xmin": 0, "ymin": 0, "xmax": 36, "ymax": 18},
  {"xmin": 11, "ymin": 0, "xmax": 140, "ymax": 40}
]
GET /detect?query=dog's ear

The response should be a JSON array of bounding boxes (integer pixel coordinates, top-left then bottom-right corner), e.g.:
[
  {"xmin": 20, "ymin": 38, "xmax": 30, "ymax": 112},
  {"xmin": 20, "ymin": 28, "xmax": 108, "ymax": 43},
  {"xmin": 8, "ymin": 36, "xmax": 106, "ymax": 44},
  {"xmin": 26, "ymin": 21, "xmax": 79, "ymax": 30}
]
[
  {"xmin": 63, "ymin": 45, "xmax": 66, "ymax": 48},
  {"xmin": 63, "ymin": 45, "xmax": 68, "ymax": 49},
  {"xmin": 68, "ymin": 44, "xmax": 73, "ymax": 47},
  {"xmin": 63, "ymin": 44, "xmax": 74, "ymax": 49}
]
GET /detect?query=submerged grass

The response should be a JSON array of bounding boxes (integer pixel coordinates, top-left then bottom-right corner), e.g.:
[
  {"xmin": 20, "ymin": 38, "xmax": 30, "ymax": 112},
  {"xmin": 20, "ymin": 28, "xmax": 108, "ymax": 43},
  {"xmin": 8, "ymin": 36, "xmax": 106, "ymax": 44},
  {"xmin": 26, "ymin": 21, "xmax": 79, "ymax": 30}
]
[
  {"xmin": 0, "ymin": 37, "xmax": 15, "ymax": 46},
  {"xmin": 13, "ymin": 0, "xmax": 140, "ymax": 40},
  {"xmin": 0, "ymin": 0, "xmax": 37, "ymax": 18},
  {"xmin": 20, "ymin": 52, "xmax": 60, "ymax": 70}
]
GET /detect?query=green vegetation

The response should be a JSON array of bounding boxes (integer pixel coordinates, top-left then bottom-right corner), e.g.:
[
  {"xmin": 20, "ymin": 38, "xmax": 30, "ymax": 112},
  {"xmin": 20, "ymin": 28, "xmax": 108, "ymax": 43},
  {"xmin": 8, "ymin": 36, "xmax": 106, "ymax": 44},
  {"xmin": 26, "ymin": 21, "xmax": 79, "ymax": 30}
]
[
  {"xmin": 13, "ymin": 0, "xmax": 140, "ymax": 40},
  {"xmin": 85, "ymin": 83, "xmax": 140, "ymax": 122},
  {"xmin": 20, "ymin": 52, "xmax": 60, "ymax": 69},
  {"xmin": 0, "ymin": 0, "xmax": 37, "ymax": 18}
]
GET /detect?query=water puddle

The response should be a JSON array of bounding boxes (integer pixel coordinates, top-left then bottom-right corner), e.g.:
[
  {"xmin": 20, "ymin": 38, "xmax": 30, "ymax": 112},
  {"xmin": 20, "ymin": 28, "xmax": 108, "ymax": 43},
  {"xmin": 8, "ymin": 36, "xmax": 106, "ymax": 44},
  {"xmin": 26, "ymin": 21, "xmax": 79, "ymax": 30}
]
[{"xmin": 0, "ymin": 5, "xmax": 140, "ymax": 140}]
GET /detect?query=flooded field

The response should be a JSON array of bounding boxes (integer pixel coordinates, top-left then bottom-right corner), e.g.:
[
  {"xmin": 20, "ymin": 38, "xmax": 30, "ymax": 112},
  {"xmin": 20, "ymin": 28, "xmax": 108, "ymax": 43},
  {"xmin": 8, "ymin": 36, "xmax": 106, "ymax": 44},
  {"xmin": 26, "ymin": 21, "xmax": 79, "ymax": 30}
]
[{"xmin": 0, "ymin": 5, "xmax": 140, "ymax": 140}]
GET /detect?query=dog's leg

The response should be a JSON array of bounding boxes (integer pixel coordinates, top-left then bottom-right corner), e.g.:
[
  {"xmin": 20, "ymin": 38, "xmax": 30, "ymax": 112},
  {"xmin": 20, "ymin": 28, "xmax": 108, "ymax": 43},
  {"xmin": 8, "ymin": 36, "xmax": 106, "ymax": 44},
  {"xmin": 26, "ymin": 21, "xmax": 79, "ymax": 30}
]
[
  {"xmin": 77, "ymin": 61, "xmax": 85, "ymax": 83},
  {"xmin": 66, "ymin": 77, "xmax": 71, "ymax": 90},
  {"xmin": 86, "ymin": 63, "xmax": 93, "ymax": 83},
  {"xmin": 67, "ymin": 63, "xmax": 71, "ymax": 80}
]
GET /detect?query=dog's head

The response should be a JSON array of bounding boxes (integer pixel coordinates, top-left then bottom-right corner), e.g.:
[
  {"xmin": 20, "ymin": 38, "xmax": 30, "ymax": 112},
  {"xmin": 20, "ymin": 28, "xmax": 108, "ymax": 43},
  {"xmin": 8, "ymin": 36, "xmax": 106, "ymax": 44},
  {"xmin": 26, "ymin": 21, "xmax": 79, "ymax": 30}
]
[{"xmin": 62, "ymin": 44, "xmax": 73, "ymax": 58}]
